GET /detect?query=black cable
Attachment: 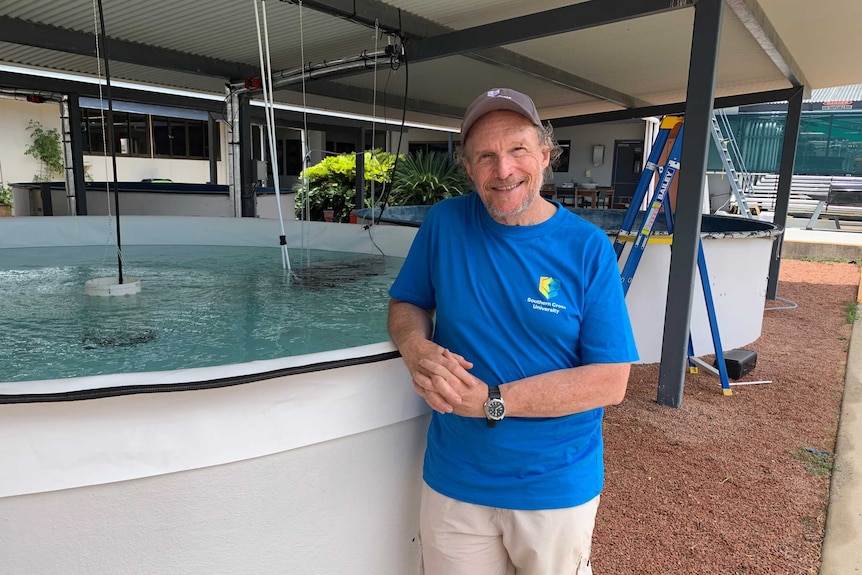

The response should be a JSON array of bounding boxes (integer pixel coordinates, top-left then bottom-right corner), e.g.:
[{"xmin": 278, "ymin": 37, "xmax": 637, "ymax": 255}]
[
  {"xmin": 96, "ymin": 0, "xmax": 125, "ymax": 284},
  {"xmin": 370, "ymin": 31, "xmax": 408, "ymax": 227}
]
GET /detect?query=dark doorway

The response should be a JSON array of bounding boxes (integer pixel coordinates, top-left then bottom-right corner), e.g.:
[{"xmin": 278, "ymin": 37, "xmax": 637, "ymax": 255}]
[{"xmin": 612, "ymin": 139, "xmax": 644, "ymax": 207}]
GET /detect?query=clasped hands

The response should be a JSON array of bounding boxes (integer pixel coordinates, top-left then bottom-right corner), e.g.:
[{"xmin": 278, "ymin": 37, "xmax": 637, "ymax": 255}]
[{"xmin": 401, "ymin": 339, "xmax": 486, "ymax": 416}]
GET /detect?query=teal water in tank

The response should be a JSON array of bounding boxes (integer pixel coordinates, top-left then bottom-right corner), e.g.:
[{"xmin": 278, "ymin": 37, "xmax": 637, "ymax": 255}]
[{"xmin": 0, "ymin": 245, "xmax": 401, "ymax": 383}]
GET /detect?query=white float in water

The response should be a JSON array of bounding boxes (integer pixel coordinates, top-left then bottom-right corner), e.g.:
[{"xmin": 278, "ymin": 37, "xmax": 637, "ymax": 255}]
[{"xmin": 84, "ymin": 275, "xmax": 142, "ymax": 296}]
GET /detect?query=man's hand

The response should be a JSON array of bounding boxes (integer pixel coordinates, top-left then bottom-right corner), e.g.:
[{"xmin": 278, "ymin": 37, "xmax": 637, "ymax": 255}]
[
  {"xmin": 400, "ymin": 338, "xmax": 477, "ymax": 414},
  {"xmin": 388, "ymin": 299, "xmax": 483, "ymax": 415}
]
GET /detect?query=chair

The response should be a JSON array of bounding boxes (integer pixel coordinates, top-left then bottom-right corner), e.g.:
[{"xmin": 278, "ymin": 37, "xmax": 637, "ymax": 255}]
[
  {"xmin": 539, "ymin": 183, "xmax": 557, "ymax": 200},
  {"xmin": 556, "ymin": 186, "xmax": 577, "ymax": 206},
  {"xmin": 597, "ymin": 188, "xmax": 614, "ymax": 209}
]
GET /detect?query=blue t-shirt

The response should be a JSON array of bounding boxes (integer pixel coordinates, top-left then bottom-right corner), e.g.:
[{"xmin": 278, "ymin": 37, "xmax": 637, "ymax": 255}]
[{"xmin": 389, "ymin": 193, "xmax": 639, "ymax": 510}]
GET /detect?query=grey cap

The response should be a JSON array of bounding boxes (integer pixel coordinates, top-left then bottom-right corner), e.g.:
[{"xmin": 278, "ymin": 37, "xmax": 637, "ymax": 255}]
[{"xmin": 461, "ymin": 88, "xmax": 542, "ymax": 142}]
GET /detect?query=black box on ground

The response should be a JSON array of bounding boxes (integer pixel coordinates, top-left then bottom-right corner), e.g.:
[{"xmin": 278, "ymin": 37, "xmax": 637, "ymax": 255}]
[{"xmin": 714, "ymin": 348, "xmax": 757, "ymax": 380}]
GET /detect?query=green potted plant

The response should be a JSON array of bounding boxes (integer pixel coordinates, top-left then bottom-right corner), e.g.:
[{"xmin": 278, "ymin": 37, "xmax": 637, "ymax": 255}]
[
  {"xmin": 25, "ymin": 120, "xmax": 64, "ymax": 182},
  {"xmin": 0, "ymin": 181, "xmax": 12, "ymax": 216},
  {"xmin": 295, "ymin": 150, "xmax": 396, "ymax": 222}
]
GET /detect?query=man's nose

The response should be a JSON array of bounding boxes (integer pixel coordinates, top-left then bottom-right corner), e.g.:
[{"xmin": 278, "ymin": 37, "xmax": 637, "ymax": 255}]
[{"xmin": 492, "ymin": 154, "xmax": 516, "ymax": 178}]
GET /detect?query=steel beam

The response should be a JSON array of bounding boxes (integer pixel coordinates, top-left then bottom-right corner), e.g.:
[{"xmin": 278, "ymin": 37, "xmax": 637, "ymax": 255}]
[
  {"xmin": 293, "ymin": 0, "xmax": 649, "ymax": 109},
  {"xmin": 408, "ymin": 0, "xmax": 694, "ymax": 64},
  {"xmin": 0, "ymin": 70, "xmax": 225, "ymax": 112},
  {"xmin": 657, "ymin": 0, "xmax": 724, "ymax": 408},
  {"xmin": 724, "ymin": 0, "xmax": 809, "ymax": 93},
  {"xmin": 282, "ymin": 80, "xmax": 463, "ymax": 119},
  {"xmin": 0, "ymin": 16, "xmax": 258, "ymax": 81},
  {"xmin": 766, "ymin": 86, "xmax": 804, "ymax": 299},
  {"xmin": 551, "ymin": 87, "xmax": 802, "ymax": 127}
]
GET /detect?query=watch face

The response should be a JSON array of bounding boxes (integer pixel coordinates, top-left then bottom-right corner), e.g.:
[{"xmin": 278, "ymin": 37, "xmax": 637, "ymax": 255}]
[{"xmin": 485, "ymin": 398, "xmax": 505, "ymax": 420}]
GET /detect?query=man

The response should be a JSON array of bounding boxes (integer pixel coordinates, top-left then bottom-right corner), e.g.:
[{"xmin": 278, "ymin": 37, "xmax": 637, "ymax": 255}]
[{"xmin": 388, "ymin": 88, "xmax": 639, "ymax": 575}]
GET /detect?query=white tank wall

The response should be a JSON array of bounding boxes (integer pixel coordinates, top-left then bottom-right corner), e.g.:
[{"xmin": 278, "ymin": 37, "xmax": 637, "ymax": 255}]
[
  {"xmin": 0, "ymin": 216, "xmax": 773, "ymax": 574},
  {"xmin": 0, "ymin": 414, "xmax": 427, "ymax": 575},
  {"xmin": 619, "ymin": 234, "xmax": 773, "ymax": 361},
  {"xmin": 0, "ymin": 217, "xmax": 431, "ymax": 574},
  {"xmin": 14, "ymin": 188, "xmax": 297, "ymax": 218}
]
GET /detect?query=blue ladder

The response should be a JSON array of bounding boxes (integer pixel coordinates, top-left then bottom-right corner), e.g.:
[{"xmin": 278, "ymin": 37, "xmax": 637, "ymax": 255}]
[{"xmin": 616, "ymin": 118, "xmax": 732, "ymax": 395}]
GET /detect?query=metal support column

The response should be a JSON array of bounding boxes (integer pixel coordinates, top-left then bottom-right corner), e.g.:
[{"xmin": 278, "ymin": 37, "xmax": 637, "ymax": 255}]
[
  {"xmin": 657, "ymin": 0, "xmax": 723, "ymax": 408},
  {"xmin": 355, "ymin": 153, "xmax": 365, "ymax": 216},
  {"xmin": 355, "ymin": 128, "xmax": 366, "ymax": 214},
  {"xmin": 65, "ymin": 94, "xmax": 88, "ymax": 215},
  {"xmin": 766, "ymin": 87, "xmax": 804, "ymax": 299},
  {"xmin": 226, "ymin": 89, "xmax": 242, "ymax": 216},
  {"xmin": 239, "ymin": 95, "xmax": 255, "ymax": 217},
  {"xmin": 448, "ymin": 133, "xmax": 454, "ymax": 163},
  {"xmin": 208, "ymin": 113, "xmax": 218, "ymax": 184}
]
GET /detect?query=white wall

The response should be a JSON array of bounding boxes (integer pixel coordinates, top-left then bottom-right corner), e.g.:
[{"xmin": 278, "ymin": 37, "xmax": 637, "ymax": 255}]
[
  {"xmin": 0, "ymin": 98, "xmax": 57, "ymax": 185},
  {"xmin": 85, "ymin": 155, "xmax": 224, "ymax": 184},
  {"xmin": 551, "ymin": 121, "xmax": 646, "ymax": 187}
]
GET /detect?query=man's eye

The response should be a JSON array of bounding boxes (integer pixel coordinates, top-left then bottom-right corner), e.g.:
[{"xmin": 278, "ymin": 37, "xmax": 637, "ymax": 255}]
[{"xmin": 512, "ymin": 147, "xmax": 527, "ymax": 156}]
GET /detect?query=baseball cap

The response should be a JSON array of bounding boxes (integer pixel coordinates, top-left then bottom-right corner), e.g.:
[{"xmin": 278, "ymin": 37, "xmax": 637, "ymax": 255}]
[{"xmin": 461, "ymin": 88, "xmax": 542, "ymax": 142}]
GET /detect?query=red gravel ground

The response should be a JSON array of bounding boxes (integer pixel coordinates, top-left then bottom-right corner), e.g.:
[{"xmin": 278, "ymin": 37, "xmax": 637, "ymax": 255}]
[{"xmin": 593, "ymin": 259, "xmax": 859, "ymax": 575}]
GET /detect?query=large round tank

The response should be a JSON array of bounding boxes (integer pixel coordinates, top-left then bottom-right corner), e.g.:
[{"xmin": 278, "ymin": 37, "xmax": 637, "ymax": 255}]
[{"xmin": 0, "ymin": 211, "xmax": 779, "ymax": 574}]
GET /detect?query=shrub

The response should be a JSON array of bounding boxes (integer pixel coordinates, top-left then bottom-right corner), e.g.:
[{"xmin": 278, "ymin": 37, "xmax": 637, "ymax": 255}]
[
  {"xmin": 0, "ymin": 182, "xmax": 12, "ymax": 207},
  {"xmin": 25, "ymin": 120, "xmax": 64, "ymax": 182},
  {"xmin": 295, "ymin": 150, "xmax": 396, "ymax": 222}
]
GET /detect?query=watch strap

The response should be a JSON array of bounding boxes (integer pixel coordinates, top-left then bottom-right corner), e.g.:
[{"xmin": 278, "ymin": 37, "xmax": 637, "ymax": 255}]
[{"xmin": 485, "ymin": 385, "xmax": 503, "ymax": 428}]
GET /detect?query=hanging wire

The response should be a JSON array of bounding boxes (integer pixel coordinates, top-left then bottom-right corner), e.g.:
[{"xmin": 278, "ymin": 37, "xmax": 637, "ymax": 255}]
[
  {"xmin": 367, "ymin": 21, "xmax": 380, "ymax": 229},
  {"xmin": 91, "ymin": 0, "xmax": 120, "ymax": 271},
  {"xmin": 371, "ymin": 32, "xmax": 408, "ymax": 226},
  {"xmin": 253, "ymin": 0, "xmax": 290, "ymax": 270},
  {"xmin": 298, "ymin": 0, "xmax": 312, "ymax": 266}
]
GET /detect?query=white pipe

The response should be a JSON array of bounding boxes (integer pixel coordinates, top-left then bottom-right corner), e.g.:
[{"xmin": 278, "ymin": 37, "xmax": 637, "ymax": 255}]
[{"xmin": 253, "ymin": 0, "xmax": 290, "ymax": 270}]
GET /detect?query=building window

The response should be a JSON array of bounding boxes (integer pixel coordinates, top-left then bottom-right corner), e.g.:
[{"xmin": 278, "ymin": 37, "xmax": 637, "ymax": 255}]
[
  {"xmin": 153, "ymin": 116, "xmax": 211, "ymax": 159},
  {"xmin": 408, "ymin": 142, "xmax": 452, "ymax": 156},
  {"xmin": 81, "ymin": 110, "xmax": 149, "ymax": 156},
  {"xmin": 81, "ymin": 107, "xmax": 218, "ymax": 160}
]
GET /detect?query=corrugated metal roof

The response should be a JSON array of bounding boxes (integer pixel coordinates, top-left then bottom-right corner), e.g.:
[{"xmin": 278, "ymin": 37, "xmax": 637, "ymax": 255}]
[
  {"xmin": 0, "ymin": 0, "xmax": 861, "ymax": 124},
  {"xmin": 808, "ymin": 84, "xmax": 862, "ymax": 104}
]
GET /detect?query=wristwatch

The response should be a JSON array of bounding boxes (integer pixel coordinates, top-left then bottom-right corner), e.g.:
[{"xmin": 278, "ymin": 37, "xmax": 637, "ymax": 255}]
[{"xmin": 484, "ymin": 386, "xmax": 505, "ymax": 427}]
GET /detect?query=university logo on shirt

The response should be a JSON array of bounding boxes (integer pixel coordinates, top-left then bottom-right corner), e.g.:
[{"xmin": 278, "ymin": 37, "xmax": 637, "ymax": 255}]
[{"xmin": 538, "ymin": 276, "xmax": 561, "ymax": 300}]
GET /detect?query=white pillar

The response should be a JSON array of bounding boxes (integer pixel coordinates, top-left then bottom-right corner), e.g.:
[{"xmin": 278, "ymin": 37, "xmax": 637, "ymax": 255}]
[{"xmin": 226, "ymin": 89, "xmax": 242, "ymax": 217}]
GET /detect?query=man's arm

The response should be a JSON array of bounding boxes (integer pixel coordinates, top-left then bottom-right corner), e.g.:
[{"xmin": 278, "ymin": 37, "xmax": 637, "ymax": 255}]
[
  {"xmin": 417, "ymin": 358, "xmax": 631, "ymax": 419},
  {"xmin": 388, "ymin": 298, "xmax": 477, "ymax": 413},
  {"xmin": 499, "ymin": 363, "xmax": 630, "ymax": 417}
]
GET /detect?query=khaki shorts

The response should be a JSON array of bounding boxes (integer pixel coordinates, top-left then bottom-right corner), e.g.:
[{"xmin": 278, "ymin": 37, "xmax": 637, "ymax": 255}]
[{"xmin": 419, "ymin": 482, "xmax": 599, "ymax": 575}]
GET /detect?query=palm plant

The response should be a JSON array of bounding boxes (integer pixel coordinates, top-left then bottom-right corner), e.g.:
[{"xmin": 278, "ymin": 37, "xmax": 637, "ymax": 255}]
[{"xmin": 389, "ymin": 151, "xmax": 470, "ymax": 206}]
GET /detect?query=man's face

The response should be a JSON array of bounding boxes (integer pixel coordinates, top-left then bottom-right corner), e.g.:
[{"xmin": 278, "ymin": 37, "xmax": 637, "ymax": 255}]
[{"xmin": 462, "ymin": 110, "xmax": 551, "ymax": 226}]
